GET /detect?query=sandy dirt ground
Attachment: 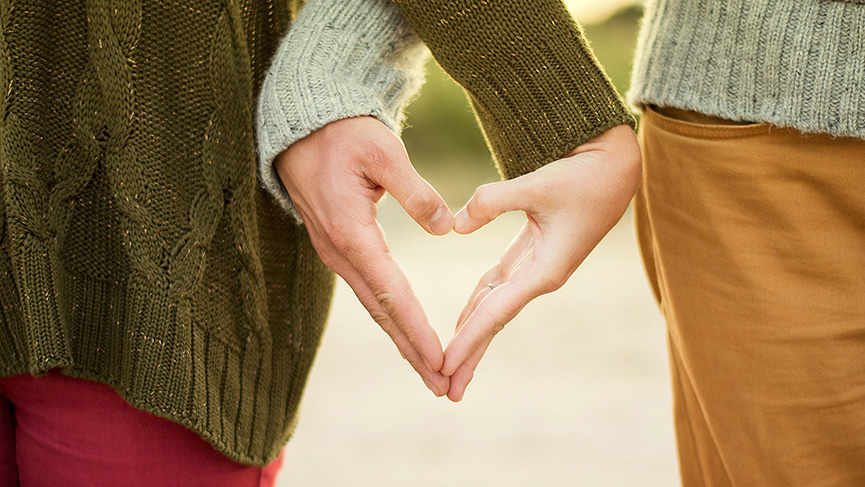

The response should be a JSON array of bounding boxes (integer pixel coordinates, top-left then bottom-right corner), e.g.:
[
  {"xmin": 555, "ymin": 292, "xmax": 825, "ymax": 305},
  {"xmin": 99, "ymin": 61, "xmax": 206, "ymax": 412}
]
[{"xmin": 277, "ymin": 200, "xmax": 680, "ymax": 487}]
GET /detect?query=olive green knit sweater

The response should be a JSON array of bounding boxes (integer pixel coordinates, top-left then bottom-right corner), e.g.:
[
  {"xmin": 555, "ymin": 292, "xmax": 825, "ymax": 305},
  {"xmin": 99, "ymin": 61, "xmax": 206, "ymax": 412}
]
[{"xmin": 0, "ymin": 0, "xmax": 632, "ymax": 465}]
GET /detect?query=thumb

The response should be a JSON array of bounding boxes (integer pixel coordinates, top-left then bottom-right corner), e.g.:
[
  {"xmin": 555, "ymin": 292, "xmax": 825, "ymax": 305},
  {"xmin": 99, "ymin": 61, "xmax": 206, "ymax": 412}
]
[
  {"xmin": 454, "ymin": 178, "xmax": 531, "ymax": 234},
  {"xmin": 365, "ymin": 137, "xmax": 453, "ymax": 236}
]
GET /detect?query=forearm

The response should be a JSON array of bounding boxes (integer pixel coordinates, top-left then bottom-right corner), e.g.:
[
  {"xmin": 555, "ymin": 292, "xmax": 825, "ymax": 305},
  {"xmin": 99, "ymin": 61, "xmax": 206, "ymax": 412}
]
[
  {"xmin": 392, "ymin": 0, "xmax": 635, "ymax": 179},
  {"xmin": 255, "ymin": 0, "xmax": 430, "ymax": 221}
]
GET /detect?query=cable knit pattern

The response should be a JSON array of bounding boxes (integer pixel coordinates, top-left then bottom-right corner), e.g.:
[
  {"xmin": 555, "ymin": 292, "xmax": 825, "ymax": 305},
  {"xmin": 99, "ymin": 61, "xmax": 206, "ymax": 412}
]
[
  {"xmin": 0, "ymin": 0, "xmax": 334, "ymax": 466},
  {"xmin": 0, "ymin": 0, "xmax": 633, "ymax": 466},
  {"xmin": 256, "ymin": 0, "xmax": 429, "ymax": 222},
  {"xmin": 629, "ymin": 0, "xmax": 865, "ymax": 138}
]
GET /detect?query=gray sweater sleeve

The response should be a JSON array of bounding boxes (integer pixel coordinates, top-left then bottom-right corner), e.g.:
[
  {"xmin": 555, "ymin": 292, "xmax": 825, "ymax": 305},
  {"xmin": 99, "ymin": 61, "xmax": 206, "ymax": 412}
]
[{"xmin": 255, "ymin": 0, "xmax": 430, "ymax": 222}]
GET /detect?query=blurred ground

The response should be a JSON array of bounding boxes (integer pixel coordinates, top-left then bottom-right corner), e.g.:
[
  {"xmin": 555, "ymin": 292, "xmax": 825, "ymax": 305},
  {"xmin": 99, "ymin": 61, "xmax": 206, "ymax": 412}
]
[{"xmin": 278, "ymin": 4, "xmax": 679, "ymax": 486}]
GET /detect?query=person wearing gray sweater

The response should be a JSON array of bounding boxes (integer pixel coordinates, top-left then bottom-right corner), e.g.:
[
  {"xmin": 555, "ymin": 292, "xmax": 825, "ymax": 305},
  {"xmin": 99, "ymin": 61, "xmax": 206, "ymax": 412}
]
[
  {"xmin": 628, "ymin": 1, "xmax": 865, "ymax": 486},
  {"xmin": 256, "ymin": 0, "xmax": 863, "ymax": 485}
]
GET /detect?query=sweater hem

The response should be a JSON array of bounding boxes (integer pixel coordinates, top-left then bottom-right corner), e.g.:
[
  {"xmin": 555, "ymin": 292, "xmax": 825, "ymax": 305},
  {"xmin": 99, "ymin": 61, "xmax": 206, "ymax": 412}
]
[
  {"xmin": 0, "ymin": 240, "xmax": 331, "ymax": 467},
  {"xmin": 0, "ymin": 364, "xmax": 292, "ymax": 466},
  {"xmin": 629, "ymin": 92, "xmax": 865, "ymax": 141}
]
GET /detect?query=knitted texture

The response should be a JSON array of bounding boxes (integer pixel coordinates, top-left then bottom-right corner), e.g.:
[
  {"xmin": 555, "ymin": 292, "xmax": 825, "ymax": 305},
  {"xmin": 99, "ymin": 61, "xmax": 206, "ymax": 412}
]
[
  {"xmin": 0, "ymin": 0, "xmax": 633, "ymax": 466},
  {"xmin": 0, "ymin": 0, "xmax": 334, "ymax": 466},
  {"xmin": 392, "ymin": 0, "xmax": 636, "ymax": 179},
  {"xmin": 256, "ymin": 0, "xmax": 430, "ymax": 222},
  {"xmin": 629, "ymin": 0, "xmax": 865, "ymax": 138}
]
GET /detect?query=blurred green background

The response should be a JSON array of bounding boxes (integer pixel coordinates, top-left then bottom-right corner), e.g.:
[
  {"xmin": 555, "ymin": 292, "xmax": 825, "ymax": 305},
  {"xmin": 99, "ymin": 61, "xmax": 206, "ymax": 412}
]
[{"xmin": 400, "ymin": 5, "xmax": 643, "ymax": 207}]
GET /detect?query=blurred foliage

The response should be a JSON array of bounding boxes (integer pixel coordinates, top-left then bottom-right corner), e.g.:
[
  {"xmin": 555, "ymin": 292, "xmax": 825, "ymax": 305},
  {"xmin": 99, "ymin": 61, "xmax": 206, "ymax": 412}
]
[
  {"xmin": 400, "ymin": 5, "xmax": 643, "ymax": 206},
  {"xmin": 582, "ymin": 5, "xmax": 643, "ymax": 104}
]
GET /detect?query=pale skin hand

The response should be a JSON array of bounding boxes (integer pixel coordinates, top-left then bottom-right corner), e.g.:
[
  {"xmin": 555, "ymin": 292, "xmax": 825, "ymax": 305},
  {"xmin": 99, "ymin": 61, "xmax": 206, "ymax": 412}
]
[
  {"xmin": 442, "ymin": 124, "xmax": 642, "ymax": 401},
  {"xmin": 274, "ymin": 116, "xmax": 455, "ymax": 396}
]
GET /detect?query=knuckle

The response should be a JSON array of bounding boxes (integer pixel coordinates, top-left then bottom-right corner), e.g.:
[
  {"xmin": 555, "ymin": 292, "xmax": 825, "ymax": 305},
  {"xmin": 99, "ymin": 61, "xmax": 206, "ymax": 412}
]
[
  {"xmin": 374, "ymin": 290, "xmax": 397, "ymax": 317},
  {"xmin": 520, "ymin": 175, "xmax": 547, "ymax": 202},
  {"xmin": 370, "ymin": 309, "xmax": 394, "ymax": 332},
  {"xmin": 475, "ymin": 302, "xmax": 506, "ymax": 336},
  {"xmin": 401, "ymin": 326, "xmax": 421, "ymax": 349},
  {"xmin": 368, "ymin": 303, "xmax": 403, "ymax": 339},
  {"xmin": 536, "ymin": 270, "xmax": 569, "ymax": 295},
  {"xmin": 321, "ymin": 219, "xmax": 370, "ymax": 256},
  {"xmin": 471, "ymin": 185, "xmax": 495, "ymax": 218},
  {"xmin": 455, "ymin": 332, "xmax": 474, "ymax": 350},
  {"xmin": 404, "ymin": 189, "xmax": 439, "ymax": 219},
  {"xmin": 542, "ymin": 277, "xmax": 566, "ymax": 295},
  {"xmin": 359, "ymin": 134, "xmax": 402, "ymax": 174},
  {"xmin": 315, "ymin": 248, "xmax": 340, "ymax": 270},
  {"xmin": 322, "ymin": 224, "xmax": 350, "ymax": 252},
  {"xmin": 624, "ymin": 147, "xmax": 643, "ymax": 189},
  {"xmin": 551, "ymin": 272, "xmax": 570, "ymax": 290},
  {"xmin": 360, "ymin": 140, "xmax": 389, "ymax": 168}
]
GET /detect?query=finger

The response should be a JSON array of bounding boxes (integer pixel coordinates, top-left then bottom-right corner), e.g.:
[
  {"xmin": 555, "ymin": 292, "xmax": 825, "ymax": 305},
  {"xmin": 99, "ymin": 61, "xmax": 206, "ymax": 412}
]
[
  {"xmin": 303, "ymin": 215, "xmax": 449, "ymax": 394},
  {"xmin": 361, "ymin": 137, "xmax": 453, "ymax": 236},
  {"xmin": 455, "ymin": 225, "xmax": 534, "ymax": 333},
  {"xmin": 324, "ymin": 242, "xmax": 450, "ymax": 396},
  {"xmin": 446, "ymin": 337, "xmax": 492, "ymax": 402},
  {"xmin": 456, "ymin": 265, "xmax": 500, "ymax": 331},
  {"xmin": 339, "ymin": 223, "xmax": 446, "ymax": 374},
  {"xmin": 453, "ymin": 178, "xmax": 533, "ymax": 234},
  {"xmin": 442, "ymin": 275, "xmax": 543, "ymax": 376}
]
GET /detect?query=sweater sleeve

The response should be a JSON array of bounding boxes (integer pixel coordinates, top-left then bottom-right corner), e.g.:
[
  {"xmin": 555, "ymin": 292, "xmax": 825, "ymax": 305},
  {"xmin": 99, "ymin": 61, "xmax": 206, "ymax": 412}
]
[
  {"xmin": 255, "ymin": 0, "xmax": 430, "ymax": 221},
  {"xmin": 391, "ymin": 0, "xmax": 636, "ymax": 179}
]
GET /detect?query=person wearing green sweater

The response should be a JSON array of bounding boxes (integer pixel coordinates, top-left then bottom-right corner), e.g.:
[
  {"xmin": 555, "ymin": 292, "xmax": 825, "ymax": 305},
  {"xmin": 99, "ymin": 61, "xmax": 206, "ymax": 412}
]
[{"xmin": 0, "ymin": 0, "xmax": 639, "ymax": 484}]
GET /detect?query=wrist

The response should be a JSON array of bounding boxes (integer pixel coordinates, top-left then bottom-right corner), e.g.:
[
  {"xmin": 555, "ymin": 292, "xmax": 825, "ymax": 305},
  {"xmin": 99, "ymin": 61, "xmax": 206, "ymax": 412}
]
[{"xmin": 255, "ymin": 0, "xmax": 429, "ymax": 220}]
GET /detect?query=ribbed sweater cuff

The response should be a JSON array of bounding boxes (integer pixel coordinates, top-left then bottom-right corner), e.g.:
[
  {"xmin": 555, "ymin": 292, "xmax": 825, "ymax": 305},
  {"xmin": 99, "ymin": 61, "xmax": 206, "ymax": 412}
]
[
  {"xmin": 393, "ymin": 0, "xmax": 635, "ymax": 179},
  {"xmin": 255, "ymin": 0, "xmax": 429, "ymax": 222}
]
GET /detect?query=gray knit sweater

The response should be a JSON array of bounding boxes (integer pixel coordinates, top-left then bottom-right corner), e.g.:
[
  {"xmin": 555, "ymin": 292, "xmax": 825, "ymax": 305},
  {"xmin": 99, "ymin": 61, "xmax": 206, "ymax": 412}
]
[{"xmin": 629, "ymin": 0, "xmax": 865, "ymax": 138}]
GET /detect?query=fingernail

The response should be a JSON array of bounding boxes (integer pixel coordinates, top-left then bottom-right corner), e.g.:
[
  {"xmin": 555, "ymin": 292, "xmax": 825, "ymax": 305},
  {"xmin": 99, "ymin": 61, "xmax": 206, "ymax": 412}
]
[
  {"xmin": 421, "ymin": 355, "xmax": 433, "ymax": 372},
  {"xmin": 428, "ymin": 206, "xmax": 451, "ymax": 235},
  {"xmin": 423, "ymin": 378, "xmax": 438, "ymax": 395},
  {"xmin": 454, "ymin": 210, "xmax": 468, "ymax": 231}
]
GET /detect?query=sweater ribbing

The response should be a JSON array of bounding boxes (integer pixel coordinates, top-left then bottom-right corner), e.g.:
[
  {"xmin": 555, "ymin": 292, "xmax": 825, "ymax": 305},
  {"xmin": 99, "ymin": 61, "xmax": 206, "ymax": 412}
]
[
  {"xmin": 629, "ymin": 0, "xmax": 865, "ymax": 138},
  {"xmin": 394, "ymin": 0, "xmax": 636, "ymax": 177}
]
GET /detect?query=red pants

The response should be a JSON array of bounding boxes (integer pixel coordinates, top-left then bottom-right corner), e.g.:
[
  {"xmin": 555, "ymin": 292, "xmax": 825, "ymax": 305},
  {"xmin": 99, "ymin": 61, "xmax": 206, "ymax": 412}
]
[{"xmin": 0, "ymin": 370, "xmax": 283, "ymax": 487}]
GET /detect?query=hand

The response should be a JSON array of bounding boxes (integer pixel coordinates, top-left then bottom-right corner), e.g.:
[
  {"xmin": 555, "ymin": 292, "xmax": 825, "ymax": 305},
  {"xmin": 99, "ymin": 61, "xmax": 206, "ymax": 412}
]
[
  {"xmin": 442, "ymin": 124, "xmax": 641, "ymax": 401},
  {"xmin": 274, "ymin": 116, "xmax": 454, "ymax": 396}
]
